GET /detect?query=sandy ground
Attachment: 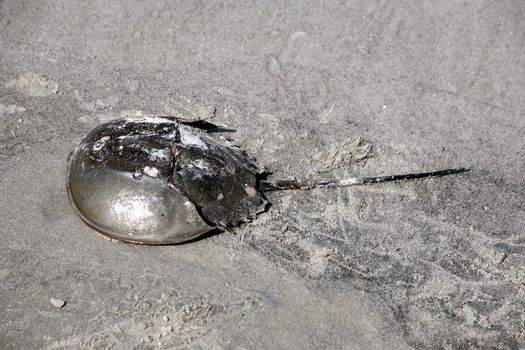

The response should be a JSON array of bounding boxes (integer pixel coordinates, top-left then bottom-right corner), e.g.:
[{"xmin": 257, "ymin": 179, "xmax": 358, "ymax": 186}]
[{"xmin": 1, "ymin": 1, "xmax": 524, "ymax": 349}]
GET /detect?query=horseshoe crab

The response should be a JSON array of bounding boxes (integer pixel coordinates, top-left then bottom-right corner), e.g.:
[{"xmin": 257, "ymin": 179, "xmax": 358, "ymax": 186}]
[{"xmin": 67, "ymin": 114, "xmax": 467, "ymax": 244}]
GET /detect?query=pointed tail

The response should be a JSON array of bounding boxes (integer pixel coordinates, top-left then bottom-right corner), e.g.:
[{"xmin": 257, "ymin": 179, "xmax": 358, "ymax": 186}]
[{"xmin": 259, "ymin": 167, "xmax": 469, "ymax": 192}]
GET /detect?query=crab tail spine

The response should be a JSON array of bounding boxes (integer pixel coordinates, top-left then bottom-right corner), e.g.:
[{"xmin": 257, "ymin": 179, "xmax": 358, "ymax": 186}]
[{"xmin": 259, "ymin": 167, "xmax": 469, "ymax": 192}]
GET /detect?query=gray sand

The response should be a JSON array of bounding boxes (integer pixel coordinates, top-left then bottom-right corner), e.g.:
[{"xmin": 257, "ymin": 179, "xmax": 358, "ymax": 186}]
[{"xmin": 1, "ymin": 1, "xmax": 524, "ymax": 349}]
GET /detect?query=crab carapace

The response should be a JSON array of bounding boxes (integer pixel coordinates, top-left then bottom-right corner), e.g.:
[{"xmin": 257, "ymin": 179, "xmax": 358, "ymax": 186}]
[{"xmin": 67, "ymin": 115, "xmax": 467, "ymax": 244}]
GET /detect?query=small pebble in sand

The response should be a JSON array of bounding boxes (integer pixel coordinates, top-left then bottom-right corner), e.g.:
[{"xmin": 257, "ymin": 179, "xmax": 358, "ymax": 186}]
[{"xmin": 51, "ymin": 298, "xmax": 66, "ymax": 308}]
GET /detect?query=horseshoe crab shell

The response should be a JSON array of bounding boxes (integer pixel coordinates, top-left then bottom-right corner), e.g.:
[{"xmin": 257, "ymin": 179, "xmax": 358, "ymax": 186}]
[{"xmin": 67, "ymin": 116, "xmax": 267, "ymax": 244}]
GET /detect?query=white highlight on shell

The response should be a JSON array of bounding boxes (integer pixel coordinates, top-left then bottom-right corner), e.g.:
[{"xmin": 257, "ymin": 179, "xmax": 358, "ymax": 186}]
[
  {"xmin": 126, "ymin": 112, "xmax": 176, "ymax": 124},
  {"xmin": 143, "ymin": 166, "xmax": 159, "ymax": 178},
  {"xmin": 192, "ymin": 159, "xmax": 210, "ymax": 170},
  {"xmin": 92, "ymin": 135, "xmax": 111, "ymax": 151},
  {"xmin": 186, "ymin": 159, "xmax": 215, "ymax": 178},
  {"xmin": 127, "ymin": 117, "xmax": 176, "ymax": 124},
  {"xmin": 148, "ymin": 149, "xmax": 170, "ymax": 160},
  {"xmin": 180, "ymin": 126, "xmax": 208, "ymax": 149},
  {"xmin": 93, "ymin": 143, "xmax": 103, "ymax": 151},
  {"xmin": 111, "ymin": 193, "xmax": 156, "ymax": 231}
]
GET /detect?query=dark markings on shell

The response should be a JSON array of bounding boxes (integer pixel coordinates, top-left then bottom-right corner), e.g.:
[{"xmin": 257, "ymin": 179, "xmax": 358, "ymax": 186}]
[{"xmin": 67, "ymin": 116, "xmax": 266, "ymax": 244}]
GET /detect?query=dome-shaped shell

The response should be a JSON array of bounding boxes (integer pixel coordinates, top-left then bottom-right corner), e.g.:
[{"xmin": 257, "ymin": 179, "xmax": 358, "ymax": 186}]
[{"xmin": 67, "ymin": 116, "xmax": 267, "ymax": 244}]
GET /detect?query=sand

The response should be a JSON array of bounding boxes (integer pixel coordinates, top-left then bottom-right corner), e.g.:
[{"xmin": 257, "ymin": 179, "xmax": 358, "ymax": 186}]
[{"xmin": 0, "ymin": 1, "xmax": 524, "ymax": 348}]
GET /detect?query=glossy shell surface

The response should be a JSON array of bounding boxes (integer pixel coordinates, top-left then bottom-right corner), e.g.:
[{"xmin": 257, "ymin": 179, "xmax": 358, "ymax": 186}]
[{"xmin": 67, "ymin": 116, "xmax": 266, "ymax": 244}]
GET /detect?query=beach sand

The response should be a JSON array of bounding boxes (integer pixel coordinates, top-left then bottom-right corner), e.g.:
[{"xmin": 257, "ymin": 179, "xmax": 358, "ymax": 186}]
[{"xmin": 0, "ymin": 1, "xmax": 524, "ymax": 348}]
